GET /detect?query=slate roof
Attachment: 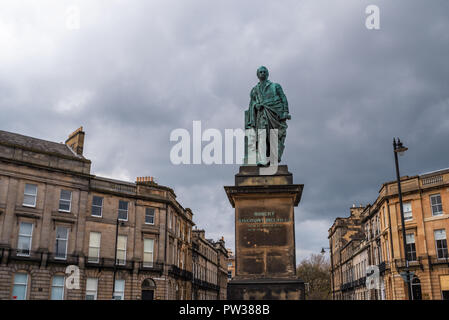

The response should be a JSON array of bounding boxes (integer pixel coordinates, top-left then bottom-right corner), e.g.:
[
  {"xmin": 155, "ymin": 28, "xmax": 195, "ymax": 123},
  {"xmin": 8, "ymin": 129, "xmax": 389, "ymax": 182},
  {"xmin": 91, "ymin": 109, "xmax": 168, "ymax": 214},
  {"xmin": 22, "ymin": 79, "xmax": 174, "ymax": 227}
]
[{"xmin": 0, "ymin": 130, "xmax": 86, "ymax": 160}]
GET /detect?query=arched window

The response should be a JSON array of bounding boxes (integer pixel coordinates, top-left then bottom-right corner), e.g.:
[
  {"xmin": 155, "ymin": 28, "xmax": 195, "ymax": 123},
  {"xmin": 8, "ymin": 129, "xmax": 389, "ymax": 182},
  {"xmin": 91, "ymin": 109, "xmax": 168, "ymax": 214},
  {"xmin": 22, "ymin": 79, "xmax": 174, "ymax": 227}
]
[{"xmin": 141, "ymin": 278, "xmax": 156, "ymax": 290}]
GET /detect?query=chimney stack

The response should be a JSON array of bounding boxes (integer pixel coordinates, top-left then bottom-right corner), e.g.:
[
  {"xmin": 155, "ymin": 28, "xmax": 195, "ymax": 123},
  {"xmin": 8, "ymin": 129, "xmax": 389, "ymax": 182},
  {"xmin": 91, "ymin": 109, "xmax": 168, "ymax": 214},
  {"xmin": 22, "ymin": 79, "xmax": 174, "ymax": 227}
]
[
  {"xmin": 136, "ymin": 176, "xmax": 156, "ymax": 184},
  {"xmin": 65, "ymin": 127, "xmax": 85, "ymax": 156}
]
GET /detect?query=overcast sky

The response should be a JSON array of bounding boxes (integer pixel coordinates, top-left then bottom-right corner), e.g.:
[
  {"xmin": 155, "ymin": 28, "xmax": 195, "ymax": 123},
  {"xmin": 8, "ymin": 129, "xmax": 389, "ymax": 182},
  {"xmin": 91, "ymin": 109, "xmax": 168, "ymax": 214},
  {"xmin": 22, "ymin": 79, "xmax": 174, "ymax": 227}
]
[{"xmin": 1, "ymin": 0, "xmax": 448, "ymax": 263}]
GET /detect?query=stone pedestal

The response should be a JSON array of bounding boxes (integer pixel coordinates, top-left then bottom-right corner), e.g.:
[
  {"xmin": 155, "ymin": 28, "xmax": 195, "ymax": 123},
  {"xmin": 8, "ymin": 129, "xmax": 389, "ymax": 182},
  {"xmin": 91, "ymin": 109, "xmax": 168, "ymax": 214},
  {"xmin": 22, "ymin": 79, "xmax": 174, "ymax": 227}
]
[{"xmin": 224, "ymin": 165, "xmax": 305, "ymax": 300}]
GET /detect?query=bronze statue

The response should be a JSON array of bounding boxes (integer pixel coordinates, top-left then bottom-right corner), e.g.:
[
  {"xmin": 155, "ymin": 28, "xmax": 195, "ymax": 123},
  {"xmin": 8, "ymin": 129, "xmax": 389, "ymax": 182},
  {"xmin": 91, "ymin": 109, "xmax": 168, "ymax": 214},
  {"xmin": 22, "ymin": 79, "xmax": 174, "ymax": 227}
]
[{"xmin": 245, "ymin": 66, "xmax": 291, "ymax": 166}]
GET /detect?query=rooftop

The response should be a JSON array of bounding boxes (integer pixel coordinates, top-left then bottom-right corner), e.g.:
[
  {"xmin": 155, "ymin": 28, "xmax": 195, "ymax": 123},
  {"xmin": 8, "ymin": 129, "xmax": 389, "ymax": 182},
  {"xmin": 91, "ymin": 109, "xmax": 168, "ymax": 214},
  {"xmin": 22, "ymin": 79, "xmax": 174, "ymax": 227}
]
[{"xmin": 0, "ymin": 129, "xmax": 86, "ymax": 161}]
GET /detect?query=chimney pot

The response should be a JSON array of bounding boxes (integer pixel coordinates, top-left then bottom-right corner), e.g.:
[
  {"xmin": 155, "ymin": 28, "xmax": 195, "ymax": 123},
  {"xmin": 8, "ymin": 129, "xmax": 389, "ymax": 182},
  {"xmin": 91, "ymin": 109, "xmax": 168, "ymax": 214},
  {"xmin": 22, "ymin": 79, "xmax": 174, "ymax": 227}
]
[{"xmin": 65, "ymin": 127, "xmax": 85, "ymax": 156}]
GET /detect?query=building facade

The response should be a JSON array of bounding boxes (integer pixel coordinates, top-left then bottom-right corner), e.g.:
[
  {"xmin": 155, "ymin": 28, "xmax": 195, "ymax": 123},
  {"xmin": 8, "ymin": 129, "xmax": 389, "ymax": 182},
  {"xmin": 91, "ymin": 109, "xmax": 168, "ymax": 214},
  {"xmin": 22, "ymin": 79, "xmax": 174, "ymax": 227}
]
[
  {"xmin": 226, "ymin": 249, "xmax": 235, "ymax": 281},
  {"xmin": 329, "ymin": 168, "xmax": 449, "ymax": 300},
  {"xmin": 0, "ymin": 128, "xmax": 227, "ymax": 300},
  {"xmin": 191, "ymin": 230, "xmax": 228, "ymax": 300}
]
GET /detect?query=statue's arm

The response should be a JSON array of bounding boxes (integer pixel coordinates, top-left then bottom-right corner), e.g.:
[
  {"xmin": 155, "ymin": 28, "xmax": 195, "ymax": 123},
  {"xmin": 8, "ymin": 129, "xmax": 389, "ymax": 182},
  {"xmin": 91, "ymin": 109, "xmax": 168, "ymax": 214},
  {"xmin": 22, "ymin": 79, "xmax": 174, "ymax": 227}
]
[{"xmin": 276, "ymin": 84, "xmax": 291, "ymax": 119}]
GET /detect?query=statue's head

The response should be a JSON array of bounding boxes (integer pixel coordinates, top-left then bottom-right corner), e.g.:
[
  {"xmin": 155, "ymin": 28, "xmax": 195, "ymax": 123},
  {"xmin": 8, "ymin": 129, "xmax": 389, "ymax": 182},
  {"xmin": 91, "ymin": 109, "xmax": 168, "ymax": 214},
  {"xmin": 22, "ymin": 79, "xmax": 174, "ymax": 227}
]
[{"xmin": 257, "ymin": 66, "xmax": 269, "ymax": 81}]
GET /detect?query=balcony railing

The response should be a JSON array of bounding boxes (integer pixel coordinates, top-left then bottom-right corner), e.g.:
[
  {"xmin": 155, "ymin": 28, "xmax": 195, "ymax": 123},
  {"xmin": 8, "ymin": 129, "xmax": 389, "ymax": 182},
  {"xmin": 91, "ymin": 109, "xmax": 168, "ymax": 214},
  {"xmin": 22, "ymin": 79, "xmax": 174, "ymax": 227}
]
[
  {"xmin": 8, "ymin": 248, "xmax": 43, "ymax": 263},
  {"xmin": 378, "ymin": 261, "xmax": 390, "ymax": 274},
  {"xmin": 47, "ymin": 253, "xmax": 79, "ymax": 265},
  {"xmin": 192, "ymin": 278, "xmax": 220, "ymax": 291},
  {"xmin": 139, "ymin": 261, "xmax": 164, "ymax": 272},
  {"xmin": 169, "ymin": 265, "xmax": 193, "ymax": 280},
  {"xmin": 394, "ymin": 257, "xmax": 424, "ymax": 271},
  {"xmin": 84, "ymin": 257, "xmax": 134, "ymax": 270},
  {"xmin": 428, "ymin": 255, "xmax": 449, "ymax": 270}
]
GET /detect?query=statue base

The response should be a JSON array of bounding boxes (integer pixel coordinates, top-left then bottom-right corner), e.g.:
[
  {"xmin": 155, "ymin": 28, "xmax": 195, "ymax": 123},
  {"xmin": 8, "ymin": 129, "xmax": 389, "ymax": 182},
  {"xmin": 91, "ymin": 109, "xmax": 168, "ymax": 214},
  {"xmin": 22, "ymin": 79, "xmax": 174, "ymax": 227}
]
[
  {"xmin": 227, "ymin": 278, "xmax": 305, "ymax": 300},
  {"xmin": 224, "ymin": 165, "xmax": 305, "ymax": 300}
]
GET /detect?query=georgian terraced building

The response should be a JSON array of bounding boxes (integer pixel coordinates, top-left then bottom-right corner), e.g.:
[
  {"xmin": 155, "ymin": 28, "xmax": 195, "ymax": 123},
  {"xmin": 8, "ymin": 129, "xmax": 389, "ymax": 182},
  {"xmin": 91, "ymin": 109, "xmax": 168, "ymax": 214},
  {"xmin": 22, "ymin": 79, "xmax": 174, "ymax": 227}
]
[
  {"xmin": 329, "ymin": 168, "xmax": 449, "ymax": 300},
  {"xmin": 0, "ymin": 127, "xmax": 227, "ymax": 300},
  {"xmin": 191, "ymin": 230, "xmax": 228, "ymax": 300}
]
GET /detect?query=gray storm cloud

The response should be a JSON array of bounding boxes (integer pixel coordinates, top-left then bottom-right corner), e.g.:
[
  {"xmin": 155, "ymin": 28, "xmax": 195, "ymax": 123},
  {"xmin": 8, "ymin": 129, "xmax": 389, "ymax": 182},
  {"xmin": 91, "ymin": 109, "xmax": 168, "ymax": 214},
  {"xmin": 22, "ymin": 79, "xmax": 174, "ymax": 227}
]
[{"xmin": 1, "ymin": 0, "xmax": 448, "ymax": 262}]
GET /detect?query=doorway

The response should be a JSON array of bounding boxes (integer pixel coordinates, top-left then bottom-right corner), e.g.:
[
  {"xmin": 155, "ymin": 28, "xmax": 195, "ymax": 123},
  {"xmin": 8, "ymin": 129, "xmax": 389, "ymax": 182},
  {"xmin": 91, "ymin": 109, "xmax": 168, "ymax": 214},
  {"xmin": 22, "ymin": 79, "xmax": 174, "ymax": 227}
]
[
  {"xmin": 141, "ymin": 290, "xmax": 154, "ymax": 300},
  {"xmin": 411, "ymin": 277, "xmax": 422, "ymax": 300},
  {"xmin": 141, "ymin": 278, "xmax": 156, "ymax": 300}
]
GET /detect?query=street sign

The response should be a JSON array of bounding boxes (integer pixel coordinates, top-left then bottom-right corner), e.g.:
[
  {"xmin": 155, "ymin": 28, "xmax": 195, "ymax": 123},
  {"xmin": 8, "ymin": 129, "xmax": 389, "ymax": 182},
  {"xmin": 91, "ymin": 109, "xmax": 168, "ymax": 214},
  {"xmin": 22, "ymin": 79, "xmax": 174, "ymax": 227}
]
[{"xmin": 400, "ymin": 271, "xmax": 415, "ymax": 282}]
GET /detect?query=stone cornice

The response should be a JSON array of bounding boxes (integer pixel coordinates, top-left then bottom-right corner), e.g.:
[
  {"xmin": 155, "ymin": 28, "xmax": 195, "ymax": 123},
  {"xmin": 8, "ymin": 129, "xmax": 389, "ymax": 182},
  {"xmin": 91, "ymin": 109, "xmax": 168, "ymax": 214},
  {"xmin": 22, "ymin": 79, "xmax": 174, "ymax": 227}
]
[{"xmin": 224, "ymin": 184, "xmax": 303, "ymax": 208}]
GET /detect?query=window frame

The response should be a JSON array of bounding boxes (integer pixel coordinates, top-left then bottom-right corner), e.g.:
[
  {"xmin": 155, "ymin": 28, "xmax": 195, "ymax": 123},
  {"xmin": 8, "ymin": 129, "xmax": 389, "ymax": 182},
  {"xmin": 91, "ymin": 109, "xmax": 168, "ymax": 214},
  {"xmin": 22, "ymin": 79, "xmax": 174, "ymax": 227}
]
[
  {"xmin": 403, "ymin": 202, "xmax": 413, "ymax": 221},
  {"xmin": 88, "ymin": 232, "xmax": 101, "ymax": 263},
  {"xmin": 406, "ymin": 233, "xmax": 417, "ymax": 262},
  {"xmin": 430, "ymin": 194, "xmax": 443, "ymax": 216},
  {"xmin": 118, "ymin": 200, "xmax": 129, "ymax": 221},
  {"xmin": 85, "ymin": 278, "xmax": 98, "ymax": 300},
  {"xmin": 50, "ymin": 275, "xmax": 65, "ymax": 300},
  {"xmin": 17, "ymin": 222, "xmax": 33, "ymax": 257},
  {"xmin": 55, "ymin": 226, "xmax": 69, "ymax": 260},
  {"xmin": 116, "ymin": 235, "xmax": 127, "ymax": 265},
  {"xmin": 23, "ymin": 183, "xmax": 37, "ymax": 208},
  {"xmin": 113, "ymin": 279, "xmax": 125, "ymax": 300},
  {"xmin": 434, "ymin": 229, "xmax": 448, "ymax": 260},
  {"xmin": 58, "ymin": 189, "xmax": 72, "ymax": 213},
  {"xmin": 91, "ymin": 196, "xmax": 103, "ymax": 217},
  {"xmin": 12, "ymin": 273, "xmax": 29, "ymax": 300},
  {"xmin": 145, "ymin": 207, "xmax": 155, "ymax": 225},
  {"xmin": 143, "ymin": 238, "xmax": 154, "ymax": 267}
]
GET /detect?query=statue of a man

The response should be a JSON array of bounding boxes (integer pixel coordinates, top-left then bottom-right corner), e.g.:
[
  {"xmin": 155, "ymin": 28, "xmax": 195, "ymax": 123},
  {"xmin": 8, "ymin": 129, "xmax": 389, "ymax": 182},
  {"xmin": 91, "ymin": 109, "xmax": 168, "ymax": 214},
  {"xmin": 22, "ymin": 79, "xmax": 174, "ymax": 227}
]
[{"xmin": 245, "ymin": 66, "xmax": 291, "ymax": 166}]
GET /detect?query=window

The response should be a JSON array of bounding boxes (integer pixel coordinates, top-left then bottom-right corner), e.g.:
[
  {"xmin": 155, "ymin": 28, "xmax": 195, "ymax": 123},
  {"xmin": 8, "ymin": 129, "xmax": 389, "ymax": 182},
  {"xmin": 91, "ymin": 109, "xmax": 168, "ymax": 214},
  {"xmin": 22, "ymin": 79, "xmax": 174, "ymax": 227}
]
[
  {"xmin": 143, "ymin": 239, "xmax": 154, "ymax": 267},
  {"xmin": 403, "ymin": 202, "xmax": 412, "ymax": 221},
  {"xmin": 88, "ymin": 232, "xmax": 101, "ymax": 263},
  {"xmin": 434, "ymin": 229, "xmax": 448, "ymax": 259},
  {"xmin": 430, "ymin": 194, "xmax": 443, "ymax": 216},
  {"xmin": 116, "ymin": 235, "xmax": 127, "ymax": 265},
  {"xmin": 12, "ymin": 273, "xmax": 28, "ymax": 300},
  {"xmin": 113, "ymin": 280, "xmax": 125, "ymax": 300},
  {"xmin": 85, "ymin": 278, "xmax": 98, "ymax": 300},
  {"xmin": 17, "ymin": 222, "xmax": 33, "ymax": 256},
  {"xmin": 118, "ymin": 200, "xmax": 128, "ymax": 221},
  {"xmin": 51, "ymin": 275, "xmax": 65, "ymax": 300},
  {"xmin": 55, "ymin": 226, "xmax": 69, "ymax": 259},
  {"xmin": 91, "ymin": 196, "xmax": 103, "ymax": 217},
  {"xmin": 406, "ymin": 233, "xmax": 417, "ymax": 261},
  {"xmin": 59, "ymin": 190, "xmax": 72, "ymax": 212},
  {"xmin": 168, "ymin": 211, "xmax": 172, "ymax": 229},
  {"xmin": 145, "ymin": 208, "xmax": 155, "ymax": 225},
  {"xmin": 23, "ymin": 184, "xmax": 37, "ymax": 207}
]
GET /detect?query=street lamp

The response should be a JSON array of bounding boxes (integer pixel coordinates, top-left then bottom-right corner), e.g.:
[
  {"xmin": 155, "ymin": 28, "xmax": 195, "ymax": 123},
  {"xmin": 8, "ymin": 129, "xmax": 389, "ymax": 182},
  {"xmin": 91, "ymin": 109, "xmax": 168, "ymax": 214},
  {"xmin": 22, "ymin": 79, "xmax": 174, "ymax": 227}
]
[
  {"xmin": 320, "ymin": 247, "xmax": 334, "ymax": 300},
  {"xmin": 393, "ymin": 137, "xmax": 412, "ymax": 300}
]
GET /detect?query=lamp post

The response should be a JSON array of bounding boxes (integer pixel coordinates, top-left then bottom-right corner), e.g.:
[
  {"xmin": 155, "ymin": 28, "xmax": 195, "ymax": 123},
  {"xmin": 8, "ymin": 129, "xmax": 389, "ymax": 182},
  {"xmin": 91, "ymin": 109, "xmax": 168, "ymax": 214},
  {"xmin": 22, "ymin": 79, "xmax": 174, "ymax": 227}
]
[
  {"xmin": 320, "ymin": 247, "xmax": 334, "ymax": 300},
  {"xmin": 393, "ymin": 137, "xmax": 412, "ymax": 300}
]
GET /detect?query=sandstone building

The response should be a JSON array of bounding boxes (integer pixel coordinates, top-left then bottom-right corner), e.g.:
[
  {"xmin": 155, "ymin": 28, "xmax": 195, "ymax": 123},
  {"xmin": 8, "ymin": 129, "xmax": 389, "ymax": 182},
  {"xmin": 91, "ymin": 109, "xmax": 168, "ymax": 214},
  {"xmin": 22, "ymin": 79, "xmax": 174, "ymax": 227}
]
[
  {"xmin": 226, "ymin": 249, "xmax": 235, "ymax": 281},
  {"xmin": 0, "ymin": 128, "xmax": 227, "ymax": 300},
  {"xmin": 329, "ymin": 168, "xmax": 449, "ymax": 300},
  {"xmin": 191, "ymin": 230, "xmax": 228, "ymax": 300}
]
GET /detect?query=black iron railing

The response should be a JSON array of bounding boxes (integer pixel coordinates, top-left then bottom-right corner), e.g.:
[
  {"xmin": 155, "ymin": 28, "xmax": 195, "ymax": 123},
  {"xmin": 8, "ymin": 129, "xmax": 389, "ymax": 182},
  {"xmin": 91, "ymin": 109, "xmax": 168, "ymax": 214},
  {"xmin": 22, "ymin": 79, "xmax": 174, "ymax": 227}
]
[
  {"xmin": 8, "ymin": 248, "xmax": 43, "ymax": 263},
  {"xmin": 394, "ymin": 257, "xmax": 424, "ymax": 271},
  {"xmin": 169, "ymin": 265, "xmax": 193, "ymax": 280},
  {"xmin": 192, "ymin": 278, "xmax": 220, "ymax": 291},
  {"xmin": 428, "ymin": 255, "xmax": 449, "ymax": 270},
  {"xmin": 139, "ymin": 261, "xmax": 164, "ymax": 272},
  {"xmin": 378, "ymin": 261, "xmax": 390, "ymax": 274},
  {"xmin": 47, "ymin": 253, "xmax": 79, "ymax": 265},
  {"xmin": 84, "ymin": 257, "xmax": 134, "ymax": 270}
]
